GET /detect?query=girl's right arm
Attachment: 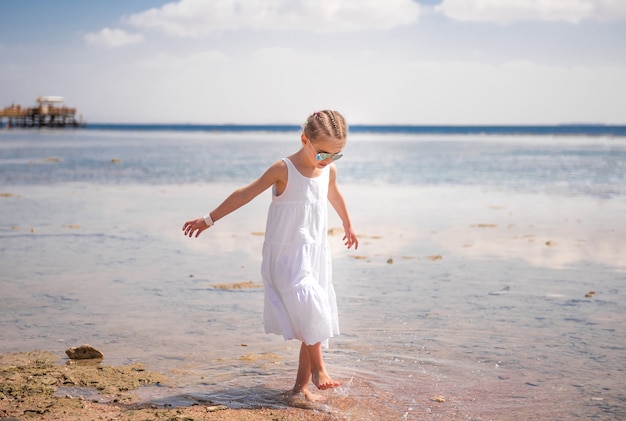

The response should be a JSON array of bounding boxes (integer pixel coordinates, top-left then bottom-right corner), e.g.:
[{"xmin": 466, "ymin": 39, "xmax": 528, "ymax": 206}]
[{"xmin": 182, "ymin": 160, "xmax": 286, "ymax": 238}]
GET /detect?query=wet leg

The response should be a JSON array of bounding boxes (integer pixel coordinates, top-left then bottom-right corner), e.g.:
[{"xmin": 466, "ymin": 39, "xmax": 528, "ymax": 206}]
[{"xmin": 289, "ymin": 342, "xmax": 319, "ymax": 401}]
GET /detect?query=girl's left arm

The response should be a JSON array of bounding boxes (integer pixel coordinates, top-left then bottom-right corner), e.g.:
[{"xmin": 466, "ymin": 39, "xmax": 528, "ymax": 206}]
[{"xmin": 327, "ymin": 164, "xmax": 359, "ymax": 250}]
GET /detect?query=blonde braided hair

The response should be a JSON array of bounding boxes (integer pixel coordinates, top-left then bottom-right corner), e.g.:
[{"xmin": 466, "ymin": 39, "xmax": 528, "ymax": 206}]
[{"xmin": 303, "ymin": 110, "xmax": 347, "ymax": 143}]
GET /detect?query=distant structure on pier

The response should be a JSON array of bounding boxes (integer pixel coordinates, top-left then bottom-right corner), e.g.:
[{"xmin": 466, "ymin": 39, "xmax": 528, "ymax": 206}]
[{"xmin": 0, "ymin": 96, "xmax": 84, "ymax": 128}]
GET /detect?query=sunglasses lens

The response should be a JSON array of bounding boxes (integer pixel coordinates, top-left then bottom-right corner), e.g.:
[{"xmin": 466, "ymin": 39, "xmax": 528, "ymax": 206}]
[{"xmin": 315, "ymin": 152, "xmax": 343, "ymax": 161}]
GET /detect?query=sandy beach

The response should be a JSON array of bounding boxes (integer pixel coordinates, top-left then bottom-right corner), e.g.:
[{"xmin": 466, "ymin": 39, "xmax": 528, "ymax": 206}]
[{"xmin": 0, "ymin": 350, "xmax": 333, "ymax": 421}]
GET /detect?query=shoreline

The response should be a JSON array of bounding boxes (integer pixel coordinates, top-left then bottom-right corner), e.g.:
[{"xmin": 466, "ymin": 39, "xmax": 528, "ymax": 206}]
[{"xmin": 0, "ymin": 349, "xmax": 336, "ymax": 421}]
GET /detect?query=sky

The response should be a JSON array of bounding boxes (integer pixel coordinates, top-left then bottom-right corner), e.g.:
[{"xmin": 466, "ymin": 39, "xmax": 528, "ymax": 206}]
[{"xmin": 1, "ymin": 0, "xmax": 625, "ymax": 125}]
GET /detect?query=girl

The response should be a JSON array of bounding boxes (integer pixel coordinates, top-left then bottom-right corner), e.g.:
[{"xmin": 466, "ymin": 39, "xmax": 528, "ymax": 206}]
[{"xmin": 182, "ymin": 110, "xmax": 358, "ymax": 400}]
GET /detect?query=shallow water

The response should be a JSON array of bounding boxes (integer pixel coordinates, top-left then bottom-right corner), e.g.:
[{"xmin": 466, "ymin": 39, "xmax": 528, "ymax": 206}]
[{"xmin": 1, "ymin": 130, "xmax": 625, "ymax": 419}]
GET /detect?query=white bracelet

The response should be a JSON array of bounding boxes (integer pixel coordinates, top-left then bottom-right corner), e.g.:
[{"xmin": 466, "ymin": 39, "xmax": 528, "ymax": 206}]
[{"xmin": 203, "ymin": 212, "xmax": 214, "ymax": 227}]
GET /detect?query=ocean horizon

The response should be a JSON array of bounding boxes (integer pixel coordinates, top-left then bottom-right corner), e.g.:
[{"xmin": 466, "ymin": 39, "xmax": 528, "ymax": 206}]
[{"xmin": 82, "ymin": 123, "xmax": 626, "ymax": 136}]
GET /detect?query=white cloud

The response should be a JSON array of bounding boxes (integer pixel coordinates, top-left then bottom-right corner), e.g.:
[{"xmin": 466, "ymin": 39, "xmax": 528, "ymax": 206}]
[
  {"xmin": 126, "ymin": 0, "xmax": 422, "ymax": 37},
  {"xmin": 135, "ymin": 50, "xmax": 229, "ymax": 69},
  {"xmin": 436, "ymin": 0, "xmax": 626, "ymax": 24},
  {"xmin": 75, "ymin": 43, "xmax": 626, "ymax": 124},
  {"xmin": 591, "ymin": 0, "xmax": 626, "ymax": 21},
  {"xmin": 84, "ymin": 27, "xmax": 145, "ymax": 48}
]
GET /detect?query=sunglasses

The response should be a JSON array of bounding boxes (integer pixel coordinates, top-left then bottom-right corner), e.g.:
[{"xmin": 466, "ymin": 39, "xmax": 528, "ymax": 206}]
[{"xmin": 308, "ymin": 141, "xmax": 343, "ymax": 161}]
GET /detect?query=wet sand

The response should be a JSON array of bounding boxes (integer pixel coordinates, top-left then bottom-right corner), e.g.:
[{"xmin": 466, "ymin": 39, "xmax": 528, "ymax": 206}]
[
  {"xmin": 0, "ymin": 350, "xmax": 334, "ymax": 421},
  {"xmin": 1, "ymin": 183, "xmax": 625, "ymax": 420}
]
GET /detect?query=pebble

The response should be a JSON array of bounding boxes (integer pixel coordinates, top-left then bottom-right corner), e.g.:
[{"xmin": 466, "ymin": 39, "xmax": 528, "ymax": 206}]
[{"xmin": 65, "ymin": 344, "xmax": 104, "ymax": 360}]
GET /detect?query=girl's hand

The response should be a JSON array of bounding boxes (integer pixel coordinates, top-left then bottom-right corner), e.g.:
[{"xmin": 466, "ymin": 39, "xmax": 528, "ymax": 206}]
[
  {"xmin": 182, "ymin": 218, "xmax": 210, "ymax": 238},
  {"xmin": 343, "ymin": 227, "xmax": 359, "ymax": 250}
]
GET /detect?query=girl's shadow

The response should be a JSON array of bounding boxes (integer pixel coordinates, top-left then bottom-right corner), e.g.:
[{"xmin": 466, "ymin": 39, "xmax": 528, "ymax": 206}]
[{"xmin": 134, "ymin": 385, "xmax": 334, "ymax": 413}]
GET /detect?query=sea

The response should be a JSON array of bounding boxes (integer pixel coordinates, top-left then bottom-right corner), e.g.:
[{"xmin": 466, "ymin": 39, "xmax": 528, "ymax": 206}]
[{"xmin": 1, "ymin": 124, "xmax": 625, "ymax": 420}]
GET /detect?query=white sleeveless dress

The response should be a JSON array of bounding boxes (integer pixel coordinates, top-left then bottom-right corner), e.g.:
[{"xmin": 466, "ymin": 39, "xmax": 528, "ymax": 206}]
[{"xmin": 261, "ymin": 158, "xmax": 339, "ymax": 347}]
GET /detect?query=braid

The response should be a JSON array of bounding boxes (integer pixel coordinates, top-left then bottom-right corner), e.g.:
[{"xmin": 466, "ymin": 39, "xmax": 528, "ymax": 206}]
[{"xmin": 303, "ymin": 110, "xmax": 347, "ymax": 142}]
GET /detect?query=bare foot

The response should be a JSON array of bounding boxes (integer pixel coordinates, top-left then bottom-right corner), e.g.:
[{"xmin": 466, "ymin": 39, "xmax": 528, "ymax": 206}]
[
  {"xmin": 311, "ymin": 370, "xmax": 340, "ymax": 390},
  {"xmin": 285, "ymin": 388, "xmax": 321, "ymax": 402},
  {"xmin": 282, "ymin": 388, "xmax": 324, "ymax": 410}
]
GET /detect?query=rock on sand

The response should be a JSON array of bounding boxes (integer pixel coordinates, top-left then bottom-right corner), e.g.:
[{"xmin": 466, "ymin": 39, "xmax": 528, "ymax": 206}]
[{"xmin": 65, "ymin": 344, "xmax": 104, "ymax": 360}]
